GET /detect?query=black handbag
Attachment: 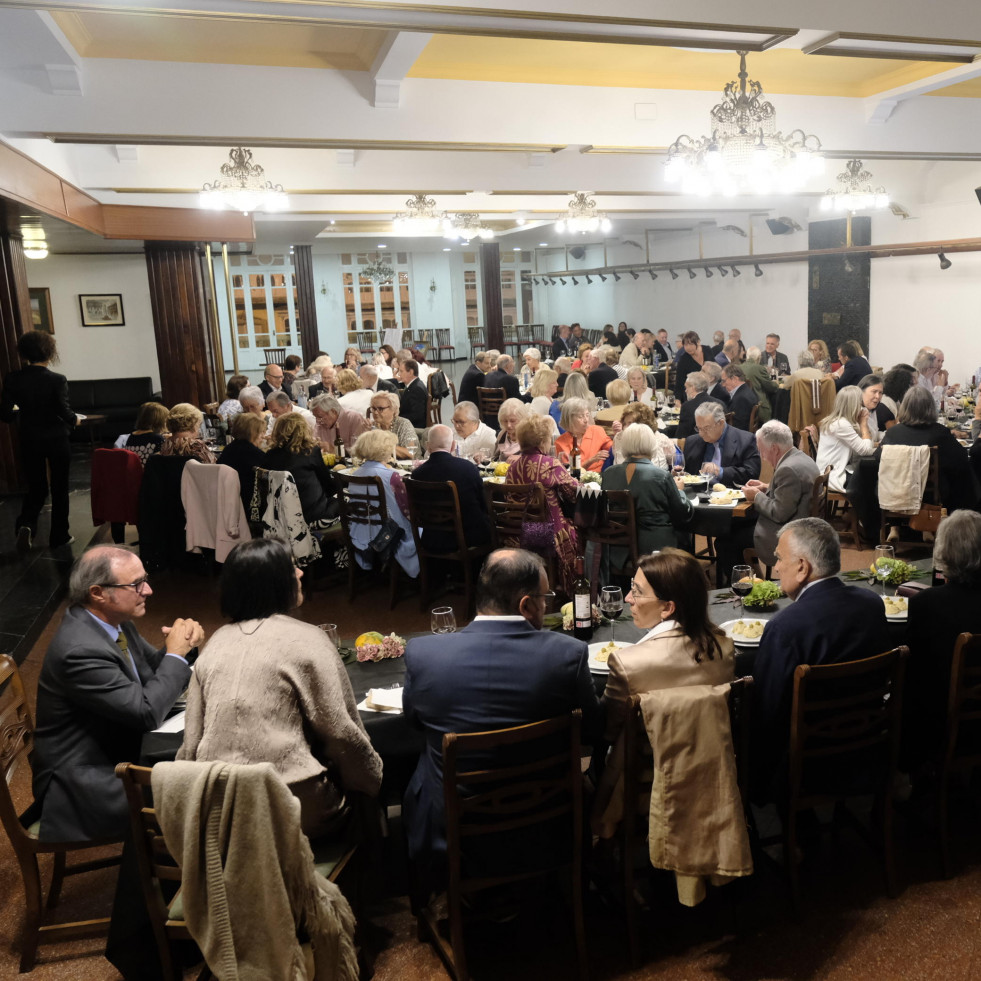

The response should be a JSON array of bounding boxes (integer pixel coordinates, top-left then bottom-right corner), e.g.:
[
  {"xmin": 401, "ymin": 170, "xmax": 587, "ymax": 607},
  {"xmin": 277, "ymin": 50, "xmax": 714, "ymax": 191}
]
[{"xmin": 369, "ymin": 519, "xmax": 404, "ymax": 556}]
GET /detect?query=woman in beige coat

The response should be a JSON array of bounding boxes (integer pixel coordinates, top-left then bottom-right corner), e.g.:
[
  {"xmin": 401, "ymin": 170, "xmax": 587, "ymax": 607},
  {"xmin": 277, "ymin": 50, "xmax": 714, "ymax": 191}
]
[{"xmin": 592, "ymin": 548, "xmax": 734, "ymax": 835}]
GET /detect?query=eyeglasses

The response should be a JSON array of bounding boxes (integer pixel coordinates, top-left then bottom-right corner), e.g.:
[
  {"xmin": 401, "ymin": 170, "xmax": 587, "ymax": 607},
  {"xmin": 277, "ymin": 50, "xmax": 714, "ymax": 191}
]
[
  {"xmin": 528, "ymin": 591, "xmax": 556, "ymax": 601},
  {"xmin": 370, "ymin": 405, "xmax": 392, "ymax": 413},
  {"xmin": 103, "ymin": 575, "xmax": 150, "ymax": 593}
]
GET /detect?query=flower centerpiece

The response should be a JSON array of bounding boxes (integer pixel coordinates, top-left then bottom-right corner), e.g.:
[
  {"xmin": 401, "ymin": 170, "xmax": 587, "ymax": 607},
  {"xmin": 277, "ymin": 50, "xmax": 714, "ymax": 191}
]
[{"xmin": 355, "ymin": 631, "xmax": 406, "ymax": 662}]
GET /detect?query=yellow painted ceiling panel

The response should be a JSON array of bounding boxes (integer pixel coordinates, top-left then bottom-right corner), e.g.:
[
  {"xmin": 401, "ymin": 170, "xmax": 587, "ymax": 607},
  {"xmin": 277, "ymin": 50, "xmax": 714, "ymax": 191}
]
[
  {"xmin": 925, "ymin": 77, "xmax": 981, "ymax": 97},
  {"xmin": 50, "ymin": 10, "xmax": 387, "ymax": 70},
  {"xmin": 408, "ymin": 35, "xmax": 956, "ymax": 98}
]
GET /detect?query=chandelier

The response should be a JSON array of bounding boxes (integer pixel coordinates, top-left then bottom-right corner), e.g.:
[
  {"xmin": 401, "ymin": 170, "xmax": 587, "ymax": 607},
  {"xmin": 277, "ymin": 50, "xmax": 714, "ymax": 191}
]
[
  {"xmin": 664, "ymin": 51, "xmax": 824, "ymax": 197},
  {"xmin": 392, "ymin": 193, "xmax": 448, "ymax": 233},
  {"xmin": 199, "ymin": 147, "xmax": 288, "ymax": 213},
  {"xmin": 444, "ymin": 212, "xmax": 494, "ymax": 241},
  {"xmin": 362, "ymin": 255, "xmax": 395, "ymax": 284},
  {"xmin": 819, "ymin": 159, "xmax": 889, "ymax": 214},
  {"xmin": 556, "ymin": 192, "xmax": 612, "ymax": 234}
]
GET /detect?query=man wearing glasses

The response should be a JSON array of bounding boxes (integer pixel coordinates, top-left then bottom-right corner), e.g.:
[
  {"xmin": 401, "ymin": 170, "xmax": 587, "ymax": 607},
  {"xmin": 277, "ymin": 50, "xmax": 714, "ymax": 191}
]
[
  {"xmin": 259, "ymin": 362, "xmax": 293, "ymax": 401},
  {"xmin": 31, "ymin": 546, "xmax": 204, "ymax": 841}
]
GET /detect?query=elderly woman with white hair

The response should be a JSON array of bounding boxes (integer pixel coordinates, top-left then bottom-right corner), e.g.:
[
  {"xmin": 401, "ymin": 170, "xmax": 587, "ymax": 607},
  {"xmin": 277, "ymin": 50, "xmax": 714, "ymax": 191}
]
[
  {"xmin": 603, "ymin": 423, "xmax": 693, "ymax": 557},
  {"xmin": 520, "ymin": 347, "xmax": 542, "ymax": 392},
  {"xmin": 555, "ymin": 397, "xmax": 613, "ymax": 473},
  {"xmin": 159, "ymin": 403, "xmax": 216, "ymax": 463},
  {"xmin": 369, "ymin": 389, "xmax": 419, "ymax": 459},
  {"xmin": 494, "ymin": 397, "xmax": 533, "ymax": 464},
  {"xmin": 626, "ymin": 366, "xmax": 654, "ymax": 405},
  {"xmin": 350, "ymin": 428, "xmax": 419, "ymax": 578},
  {"xmin": 595, "ymin": 379, "xmax": 632, "ymax": 426},
  {"xmin": 550, "ymin": 370, "xmax": 596, "ymax": 431},
  {"xmin": 528, "ymin": 367, "xmax": 559, "ymax": 418}
]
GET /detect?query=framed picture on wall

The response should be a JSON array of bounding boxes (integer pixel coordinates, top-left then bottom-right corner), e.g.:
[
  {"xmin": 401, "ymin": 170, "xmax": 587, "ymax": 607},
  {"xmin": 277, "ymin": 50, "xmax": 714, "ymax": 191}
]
[
  {"xmin": 79, "ymin": 293, "xmax": 125, "ymax": 327},
  {"xmin": 28, "ymin": 287, "xmax": 54, "ymax": 333}
]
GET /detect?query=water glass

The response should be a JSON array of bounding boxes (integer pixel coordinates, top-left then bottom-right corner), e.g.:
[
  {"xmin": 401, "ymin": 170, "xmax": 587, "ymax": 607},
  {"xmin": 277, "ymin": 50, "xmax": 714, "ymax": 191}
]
[
  {"xmin": 318, "ymin": 623, "xmax": 341, "ymax": 649},
  {"xmin": 873, "ymin": 545, "xmax": 895, "ymax": 595},
  {"xmin": 431, "ymin": 606, "xmax": 457, "ymax": 634}
]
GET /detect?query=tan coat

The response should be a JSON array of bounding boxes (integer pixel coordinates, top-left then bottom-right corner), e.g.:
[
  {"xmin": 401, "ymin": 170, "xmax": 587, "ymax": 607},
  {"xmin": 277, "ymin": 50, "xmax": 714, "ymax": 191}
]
[{"xmin": 592, "ymin": 626, "xmax": 734, "ymax": 837}]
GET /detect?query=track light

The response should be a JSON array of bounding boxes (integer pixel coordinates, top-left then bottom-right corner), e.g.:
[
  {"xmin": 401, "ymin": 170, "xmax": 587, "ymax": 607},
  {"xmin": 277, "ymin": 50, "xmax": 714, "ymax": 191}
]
[
  {"xmin": 754, "ymin": 265, "xmax": 763, "ymax": 277},
  {"xmin": 599, "ymin": 273, "xmax": 607, "ymax": 282},
  {"xmin": 613, "ymin": 272, "xmax": 621, "ymax": 282},
  {"xmin": 571, "ymin": 276, "xmax": 579, "ymax": 285},
  {"xmin": 559, "ymin": 278, "xmax": 567, "ymax": 285},
  {"xmin": 585, "ymin": 275, "xmax": 592, "ymax": 284},
  {"xmin": 669, "ymin": 268, "xmax": 679, "ymax": 280},
  {"xmin": 648, "ymin": 269, "xmax": 657, "ymax": 280},
  {"xmin": 705, "ymin": 267, "xmax": 713, "ymax": 278},
  {"xmin": 731, "ymin": 266, "xmax": 740, "ymax": 277},
  {"xmin": 939, "ymin": 252, "xmax": 952, "ymax": 270},
  {"xmin": 549, "ymin": 277, "xmax": 557, "ymax": 285},
  {"xmin": 629, "ymin": 270, "xmax": 640, "ymax": 280},
  {"xmin": 687, "ymin": 268, "xmax": 696, "ymax": 279},
  {"xmin": 531, "ymin": 277, "xmax": 539, "ymax": 286},
  {"xmin": 718, "ymin": 266, "xmax": 728, "ymax": 277}
]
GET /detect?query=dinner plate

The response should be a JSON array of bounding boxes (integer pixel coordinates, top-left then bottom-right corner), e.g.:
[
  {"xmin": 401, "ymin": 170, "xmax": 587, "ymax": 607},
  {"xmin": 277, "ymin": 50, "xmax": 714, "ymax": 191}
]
[
  {"xmin": 587, "ymin": 640, "xmax": 631, "ymax": 674},
  {"xmin": 719, "ymin": 618, "xmax": 768, "ymax": 647},
  {"xmin": 882, "ymin": 596, "xmax": 909, "ymax": 621}
]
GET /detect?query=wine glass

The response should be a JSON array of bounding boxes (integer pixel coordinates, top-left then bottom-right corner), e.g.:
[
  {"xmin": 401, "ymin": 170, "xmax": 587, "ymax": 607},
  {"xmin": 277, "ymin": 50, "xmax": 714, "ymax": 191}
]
[
  {"xmin": 599, "ymin": 587, "xmax": 623, "ymax": 644},
  {"xmin": 318, "ymin": 623, "xmax": 340, "ymax": 649},
  {"xmin": 730, "ymin": 565, "xmax": 753, "ymax": 609},
  {"xmin": 873, "ymin": 545, "xmax": 895, "ymax": 596},
  {"xmin": 431, "ymin": 606, "xmax": 457, "ymax": 634}
]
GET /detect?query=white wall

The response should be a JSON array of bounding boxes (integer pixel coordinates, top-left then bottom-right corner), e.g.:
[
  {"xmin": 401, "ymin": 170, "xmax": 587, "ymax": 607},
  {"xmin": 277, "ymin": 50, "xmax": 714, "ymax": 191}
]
[{"xmin": 24, "ymin": 253, "xmax": 160, "ymax": 388}]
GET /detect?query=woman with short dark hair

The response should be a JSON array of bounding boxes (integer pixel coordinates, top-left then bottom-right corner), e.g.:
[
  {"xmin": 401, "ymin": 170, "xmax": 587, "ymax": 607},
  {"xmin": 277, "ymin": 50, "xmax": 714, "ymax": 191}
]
[
  {"xmin": 114, "ymin": 401, "xmax": 169, "ymax": 465},
  {"xmin": 219, "ymin": 411, "xmax": 268, "ymax": 510},
  {"xmin": 218, "ymin": 374, "xmax": 250, "ymax": 422},
  {"xmin": 0, "ymin": 330, "xmax": 77, "ymax": 549},
  {"xmin": 672, "ymin": 330, "xmax": 711, "ymax": 402},
  {"xmin": 178, "ymin": 538, "xmax": 383, "ymax": 837}
]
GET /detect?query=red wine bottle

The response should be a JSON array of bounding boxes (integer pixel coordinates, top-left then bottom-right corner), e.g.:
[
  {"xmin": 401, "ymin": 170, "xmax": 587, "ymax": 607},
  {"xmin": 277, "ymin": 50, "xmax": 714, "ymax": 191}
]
[{"xmin": 572, "ymin": 558, "xmax": 593, "ymax": 642}]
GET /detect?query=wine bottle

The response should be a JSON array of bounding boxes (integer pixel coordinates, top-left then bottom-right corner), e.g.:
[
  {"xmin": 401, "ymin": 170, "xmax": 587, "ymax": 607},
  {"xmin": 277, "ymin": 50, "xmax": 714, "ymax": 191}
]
[
  {"xmin": 572, "ymin": 558, "xmax": 593, "ymax": 642},
  {"xmin": 570, "ymin": 435, "xmax": 581, "ymax": 478},
  {"xmin": 335, "ymin": 432, "xmax": 345, "ymax": 462}
]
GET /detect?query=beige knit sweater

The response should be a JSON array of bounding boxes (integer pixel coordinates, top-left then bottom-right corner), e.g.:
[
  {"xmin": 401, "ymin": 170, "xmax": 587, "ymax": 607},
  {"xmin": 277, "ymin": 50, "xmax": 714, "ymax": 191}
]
[{"xmin": 178, "ymin": 615, "xmax": 382, "ymax": 826}]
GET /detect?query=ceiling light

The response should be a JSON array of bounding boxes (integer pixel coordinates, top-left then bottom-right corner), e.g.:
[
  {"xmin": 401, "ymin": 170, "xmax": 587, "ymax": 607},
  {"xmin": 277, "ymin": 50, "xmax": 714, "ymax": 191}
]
[
  {"xmin": 669, "ymin": 268, "xmax": 679, "ymax": 280},
  {"xmin": 559, "ymin": 278, "xmax": 567, "ymax": 285},
  {"xmin": 539, "ymin": 242, "xmax": 548, "ymax": 247},
  {"xmin": 23, "ymin": 245, "xmax": 48, "ymax": 260},
  {"xmin": 585, "ymin": 275, "xmax": 593, "ymax": 284},
  {"xmin": 627, "ymin": 270, "xmax": 638, "ymax": 280},
  {"xmin": 754, "ymin": 264, "xmax": 764, "ymax": 277},
  {"xmin": 571, "ymin": 276, "xmax": 579, "ymax": 285},
  {"xmin": 599, "ymin": 273, "xmax": 607, "ymax": 282},
  {"xmin": 687, "ymin": 268, "xmax": 696, "ymax": 279},
  {"xmin": 718, "ymin": 265, "xmax": 728, "ymax": 277},
  {"xmin": 939, "ymin": 252, "xmax": 952, "ymax": 270},
  {"xmin": 362, "ymin": 254, "xmax": 395, "ymax": 284},
  {"xmin": 648, "ymin": 269, "xmax": 657, "ymax": 280},
  {"xmin": 512, "ymin": 246, "xmax": 521, "ymax": 251},
  {"xmin": 200, "ymin": 146, "xmax": 289, "ymax": 214},
  {"xmin": 820, "ymin": 159, "xmax": 889, "ymax": 214},
  {"xmin": 731, "ymin": 266, "xmax": 741, "ymax": 277},
  {"xmin": 613, "ymin": 272, "xmax": 621, "ymax": 282},
  {"xmin": 549, "ymin": 277, "xmax": 557, "ymax": 285},
  {"xmin": 555, "ymin": 192, "xmax": 612, "ymax": 234},
  {"xmin": 444, "ymin": 212, "xmax": 493, "ymax": 241},
  {"xmin": 394, "ymin": 193, "xmax": 448, "ymax": 233},
  {"xmin": 443, "ymin": 247, "xmax": 451, "ymax": 251},
  {"xmin": 705, "ymin": 267, "xmax": 713, "ymax": 278},
  {"xmin": 377, "ymin": 244, "xmax": 387, "ymax": 248},
  {"xmin": 664, "ymin": 51, "xmax": 823, "ymax": 196}
]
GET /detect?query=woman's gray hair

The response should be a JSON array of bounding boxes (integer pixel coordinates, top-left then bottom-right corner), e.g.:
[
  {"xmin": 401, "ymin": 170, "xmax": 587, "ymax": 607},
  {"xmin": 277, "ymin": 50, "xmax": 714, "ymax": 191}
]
[
  {"xmin": 68, "ymin": 547, "xmax": 129, "ymax": 607},
  {"xmin": 353, "ymin": 428, "xmax": 397, "ymax": 463},
  {"xmin": 781, "ymin": 517, "xmax": 841, "ymax": 578},
  {"xmin": 560, "ymin": 397, "xmax": 590, "ymax": 431},
  {"xmin": 798, "ymin": 350, "xmax": 815, "ymax": 368},
  {"xmin": 896, "ymin": 385, "xmax": 937, "ymax": 426},
  {"xmin": 619, "ymin": 423, "xmax": 656, "ymax": 459},
  {"xmin": 523, "ymin": 348, "xmax": 541, "ymax": 362},
  {"xmin": 934, "ymin": 511, "xmax": 981, "ymax": 584},
  {"xmin": 375, "ymin": 390, "xmax": 401, "ymax": 414},
  {"xmin": 498, "ymin": 397, "xmax": 530, "ymax": 429},
  {"xmin": 309, "ymin": 394, "xmax": 340, "ymax": 414}
]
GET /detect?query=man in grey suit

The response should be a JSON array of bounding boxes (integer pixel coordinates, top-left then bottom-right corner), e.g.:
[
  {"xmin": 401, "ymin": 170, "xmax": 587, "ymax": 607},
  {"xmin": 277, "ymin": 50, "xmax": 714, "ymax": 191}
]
[{"xmin": 31, "ymin": 547, "xmax": 203, "ymax": 840}]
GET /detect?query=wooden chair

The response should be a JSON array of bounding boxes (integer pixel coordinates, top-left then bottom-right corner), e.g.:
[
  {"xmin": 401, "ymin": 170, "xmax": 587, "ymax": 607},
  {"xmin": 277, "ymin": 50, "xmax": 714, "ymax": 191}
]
[
  {"xmin": 417, "ymin": 711, "xmax": 588, "ymax": 981},
  {"xmin": 724, "ymin": 411, "xmax": 735, "ymax": 427},
  {"xmin": 468, "ymin": 327, "xmax": 486, "ymax": 361},
  {"xmin": 487, "ymin": 482, "xmax": 545, "ymax": 548},
  {"xmin": 426, "ymin": 373, "xmax": 457, "ymax": 426},
  {"xmin": 116, "ymin": 763, "xmax": 360, "ymax": 981},
  {"xmin": 780, "ymin": 647, "xmax": 908, "ymax": 910},
  {"xmin": 501, "ymin": 325, "xmax": 522, "ymax": 358},
  {"xmin": 263, "ymin": 348, "xmax": 286, "ymax": 366},
  {"xmin": 476, "ymin": 387, "xmax": 505, "ymax": 429},
  {"xmin": 355, "ymin": 330, "xmax": 376, "ymax": 355},
  {"xmin": 404, "ymin": 479, "xmax": 493, "ymax": 617},
  {"xmin": 336, "ymin": 473, "xmax": 403, "ymax": 609},
  {"xmin": 810, "ymin": 465, "xmax": 832, "ymax": 519},
  {"xmin": 432, "ymin": 328, "xmax": 456, "ymax": 363},
  {"xmin": 249, "ymin": 468, "xmax": 324, "ymax": 575},
  {"xmin": 583, "ymin": 489, "xmax": 638, "ymax": 581},
  {"xmin": 0, "ymin": 655, "xmax": 123, "ymax": 972},
  {"xmin": 748, "ymin": 403, "xmax": 760, "ymax": 434},
  {"xmin": 937, "ymin": 632, "xmax": 981, "ymax": 878},
  {"xmin": 617, "ymin": 680, "xmax": 753, "ymax": 964},
  {"xmin": 803, "ymin": 428, "xmax": 864, "ymax": 550},
  {"xmin": 879, "ymin": 445, "xmax": 941, "ymax": 547}
]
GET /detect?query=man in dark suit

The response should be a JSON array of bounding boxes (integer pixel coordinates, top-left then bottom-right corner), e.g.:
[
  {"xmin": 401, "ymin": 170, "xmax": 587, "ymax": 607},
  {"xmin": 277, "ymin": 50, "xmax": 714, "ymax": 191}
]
[
  {"xmin": 395, "ymin": 358, "xmax": 428, "ymax": 428},
  {"xmin": 306, "ymin": 364, "xmax": 337, "ymax": 401},
  {"xmin": 31, "ymin": 546, "xmax": 202, "ymax": 841},
  {"xmin": 676, "ymin": 371, "xmax": 725, "ymax": 440},
  {"xmin": 653, "ymin": 328, "xmax": 673, "ymax": 364},
  {"xmin": 259, "ymin": 363, "xmax": 293, "ymax": 401},
  {"xmin": 482, "ymin": 354, "xmax": 523, "ymax": 402},
  {"xmin": 458, "ymin": 351, "xmax": 491, "ymax": 406},
  {"xmin": 702, "ymin": 362, "xmax": 730, "ymax": 407},
  {"xmin": 360, "ymin": 364, "xmax": 399, "ymax": 397},
  {"xmin": 682, "ymin": 401, "xmax": 760, "ymax": 486},
  {"xmin": 402, "ymin": 548, "xmax": 602, "ymax": 899},
  {"xmin": 751, "ymin": 518, "xmax": 890, "ymax": 799},
  {"xmin": 551, "ymin": 324, "xmax": 574, "ymax": 361},
  {"xmin": 708, "ymin": 330, "xmax": 726, "ymax": 359},
  {"xmin": 412, "ymin": 425, "xmax": 492, "ymax": 551},
  {"xmin": 760, "ymin": 333, "xmax": 791, "ymax": 376},
  {"xmin": 715, "ymin": 339, "xmax": 740, "ymax": 368},
  {"xmin": 585, "ymin": 350, "xmax": 618, "ymax": 400},
  {"xmin": 721, "ymin": 363, "xmax": 760, "ymax": 431}
]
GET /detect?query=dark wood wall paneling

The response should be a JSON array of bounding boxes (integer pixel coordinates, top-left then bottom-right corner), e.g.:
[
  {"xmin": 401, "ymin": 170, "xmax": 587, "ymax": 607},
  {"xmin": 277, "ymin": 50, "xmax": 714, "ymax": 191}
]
[
  {"xmin": 479, "ymin": 242, "xmax": 503, "ymax": 351},
  {"xmin": 292, "ymin": 245, "xmax": 320, "ymax": 366},
  {"xmin": 145, "ymin": 245, "xmax": 219, "ymax": 407}
]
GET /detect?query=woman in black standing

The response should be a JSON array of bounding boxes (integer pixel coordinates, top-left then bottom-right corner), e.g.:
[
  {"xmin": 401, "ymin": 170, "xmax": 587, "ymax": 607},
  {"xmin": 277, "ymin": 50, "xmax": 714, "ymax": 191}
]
[{"xmin": 0, "ymin": 330, "xmax": 76, "ymax": 549}]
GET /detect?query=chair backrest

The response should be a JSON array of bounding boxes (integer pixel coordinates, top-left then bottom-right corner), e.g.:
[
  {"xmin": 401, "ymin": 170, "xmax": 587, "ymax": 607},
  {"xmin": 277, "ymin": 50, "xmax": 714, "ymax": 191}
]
[
  {"xmin": 725, "ymin": 411, "xmax": 735, "ymax": 427},
  {"xmin": 476, "ymin": 387, "xmax": 505, "ymax": 427},
  {"xmin": 404, "ymin": 479, "xmax": 467, "ymax": 557},
  {"xmin": 336, "ymin": 473, "xmax": 390, "ymax": 537},
  {"xmin": 0, "ymin": 655, "xmax": 36, "ymax": 849},
  {"xmin": 488, "ymin": 482, "xmax": 545, "ymax": 546},
  {"xmin": 798, "ymin": 429, "xmax": 817, "ymax": 460},
  {"xmin": 790, "ymin": 647, "xmax": 909, "ymax": 801},
  {"xmin": 748, "ymin": 403, "xmax": 760, "ymax": 434},
  {"xmin": 944, "ymin": 632, "xmax": 981, "ymax": 770},
  {"xmin": 584, "ymin": 489, "xmax": 638, "ymax": 578},
  {"xmin": 264, "ymin": 348, "xmax": 287, "ymax": 366},
  {"xmin": 788, "ymin": 376, "xmax": 836, "ymax": 432},
  {"xmin": 810, "ymin": 466, "xmax": 831, "ymax": 518}
]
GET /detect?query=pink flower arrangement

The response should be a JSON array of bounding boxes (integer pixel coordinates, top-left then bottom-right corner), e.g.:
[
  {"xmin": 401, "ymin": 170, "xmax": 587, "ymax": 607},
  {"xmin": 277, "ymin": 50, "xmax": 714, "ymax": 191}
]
[{"xmin": 356, "ymin": 632, "xmax": 406, "ymax": 662}]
